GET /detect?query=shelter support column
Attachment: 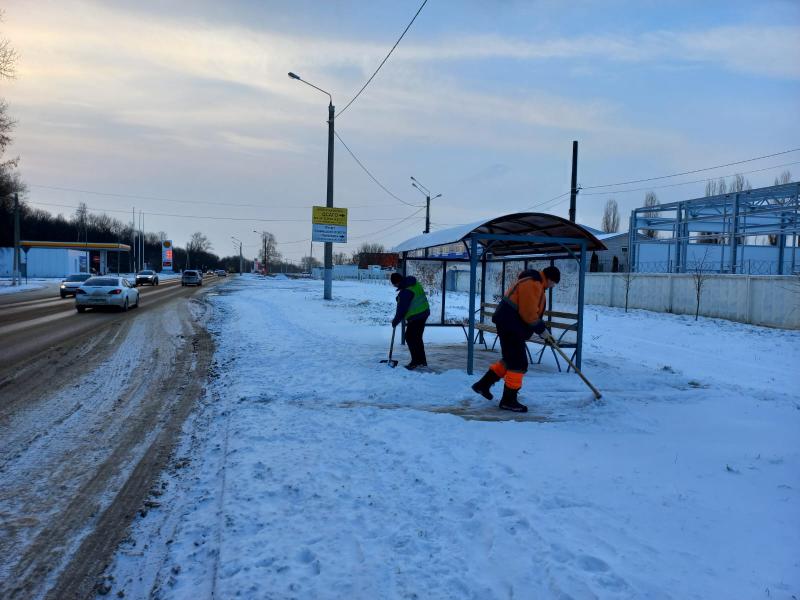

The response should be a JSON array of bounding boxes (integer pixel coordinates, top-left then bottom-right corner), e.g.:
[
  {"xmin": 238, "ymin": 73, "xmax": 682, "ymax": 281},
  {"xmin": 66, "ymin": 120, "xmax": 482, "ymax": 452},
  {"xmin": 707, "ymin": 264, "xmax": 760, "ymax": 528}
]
[
  {"xmin": 576, "ymin": 241, "xmax": 586, "ymax": 370},
  {"xmin": 440, "ymin": 260, "xmax": 447, "ymax": 324},
  {"xmin": 467, "ymin": 236, "xmax": 478, "ymax": 375}
]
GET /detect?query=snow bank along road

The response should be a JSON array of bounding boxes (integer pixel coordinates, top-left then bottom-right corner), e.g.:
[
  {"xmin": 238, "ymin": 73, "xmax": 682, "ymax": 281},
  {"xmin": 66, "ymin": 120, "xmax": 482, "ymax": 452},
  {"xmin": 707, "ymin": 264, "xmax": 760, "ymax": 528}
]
[
  {"xmin": 0, "ymin": 273, "xmax": 226, "ymax": 599},
  {"xmin": 100, "ymin": 276, "xmax": 799, "ymax": 600}
]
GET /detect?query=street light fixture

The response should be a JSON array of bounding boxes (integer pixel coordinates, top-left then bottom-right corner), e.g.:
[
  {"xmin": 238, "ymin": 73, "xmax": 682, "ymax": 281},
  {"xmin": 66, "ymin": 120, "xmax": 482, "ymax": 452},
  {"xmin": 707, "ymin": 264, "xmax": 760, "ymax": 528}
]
[
  {"xmin": 288, "ymin": 71, "xmax": 335, "ymax": 300},
  {"xmin": 410, "ymin": 177, "xmax": 442, "ymax": 234}
]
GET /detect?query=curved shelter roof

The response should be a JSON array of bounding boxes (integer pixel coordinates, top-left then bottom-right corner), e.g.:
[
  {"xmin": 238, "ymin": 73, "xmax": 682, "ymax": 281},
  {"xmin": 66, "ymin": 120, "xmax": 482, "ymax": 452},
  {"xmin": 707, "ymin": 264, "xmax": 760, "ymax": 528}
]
[{"xmin": 393, "ymin": 212, "xmax": 606, "ymax": 258}]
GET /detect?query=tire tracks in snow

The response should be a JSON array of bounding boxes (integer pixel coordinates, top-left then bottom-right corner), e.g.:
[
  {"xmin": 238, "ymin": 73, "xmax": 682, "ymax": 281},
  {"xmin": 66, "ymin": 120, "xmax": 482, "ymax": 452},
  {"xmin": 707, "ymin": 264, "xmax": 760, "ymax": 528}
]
[{"xmin": 0, "ymin": 290, "xmax": 217, "ymax": 600}]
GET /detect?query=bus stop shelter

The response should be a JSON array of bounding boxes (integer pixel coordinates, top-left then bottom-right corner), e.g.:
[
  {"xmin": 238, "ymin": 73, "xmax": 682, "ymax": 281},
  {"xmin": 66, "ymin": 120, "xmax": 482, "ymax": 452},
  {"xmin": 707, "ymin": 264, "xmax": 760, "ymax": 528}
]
[{"xmin": 393, "ymin": 212, "xmax": 605, "ymax": 375}]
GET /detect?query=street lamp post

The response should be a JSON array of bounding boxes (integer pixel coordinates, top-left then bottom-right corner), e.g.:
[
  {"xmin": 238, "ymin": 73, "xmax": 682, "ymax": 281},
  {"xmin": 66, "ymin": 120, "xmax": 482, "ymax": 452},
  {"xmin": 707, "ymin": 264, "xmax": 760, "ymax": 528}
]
[
  {"xmin": 410, "ymin": 177, "xmax": 442, "ymax": 234},
  {"xmin": 231, "ymin": 236, "xmax": 243, "ymax": 274},
  {"xmin": 288, "ymin": 71, "xmax": 334, "ymax": 300}
]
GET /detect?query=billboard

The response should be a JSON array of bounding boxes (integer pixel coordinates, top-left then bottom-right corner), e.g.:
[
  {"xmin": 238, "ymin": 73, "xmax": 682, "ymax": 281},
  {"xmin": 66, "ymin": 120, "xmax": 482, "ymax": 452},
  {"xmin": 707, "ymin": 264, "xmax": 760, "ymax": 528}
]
[
  {"xmin": 312, "ymin": 206, "xmax": 348, "ymax": 243},
  {"xmin": 161, "ymin": 240, "xmax": 174, "ymax": 271}
]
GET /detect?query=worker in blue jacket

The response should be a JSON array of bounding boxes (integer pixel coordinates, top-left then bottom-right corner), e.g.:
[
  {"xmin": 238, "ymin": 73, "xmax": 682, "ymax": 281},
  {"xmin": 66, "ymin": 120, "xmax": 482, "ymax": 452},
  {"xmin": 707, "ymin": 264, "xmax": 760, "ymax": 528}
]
[{"xmin": 390, "ymin": 273, "xmax": 431, "ymax": 370}]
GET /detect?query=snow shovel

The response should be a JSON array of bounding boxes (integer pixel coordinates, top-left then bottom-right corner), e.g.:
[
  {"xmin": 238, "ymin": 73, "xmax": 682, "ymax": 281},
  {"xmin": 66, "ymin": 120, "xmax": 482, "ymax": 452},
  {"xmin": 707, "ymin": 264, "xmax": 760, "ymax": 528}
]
[
  {"xmin": 542, "ymin": 331, "xmax": 602, "ymax": 400},
  {"xmin": 380, "ymin": 326, "xmax": 399, "ymax": 368}
]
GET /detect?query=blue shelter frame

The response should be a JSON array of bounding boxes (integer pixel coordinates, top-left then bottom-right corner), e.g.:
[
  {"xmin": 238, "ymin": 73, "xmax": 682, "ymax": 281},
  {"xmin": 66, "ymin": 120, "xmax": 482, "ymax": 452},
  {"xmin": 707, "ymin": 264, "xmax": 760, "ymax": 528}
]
[{"xmin": 394, "ymin": 212, "xmax": 605, "ymax": 375}]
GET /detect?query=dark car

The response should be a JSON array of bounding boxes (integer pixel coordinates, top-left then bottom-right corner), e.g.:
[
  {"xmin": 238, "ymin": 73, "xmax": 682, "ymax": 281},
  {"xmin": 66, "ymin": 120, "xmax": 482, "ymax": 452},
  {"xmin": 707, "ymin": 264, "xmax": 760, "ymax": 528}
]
[
  {"xmin": 135, "ymin": 269, "xmax": 159, "ymax": 286},
  {"xmin": 60, "ymin": 273, "xmax": 93, "ymax": 298},
  {"xmin": 181, "ymin": 270, "xmax": 203, "ymax": 286},
  {"xmin": 215, "ymin": 269, "xmax": 227, "ymax": 277}
]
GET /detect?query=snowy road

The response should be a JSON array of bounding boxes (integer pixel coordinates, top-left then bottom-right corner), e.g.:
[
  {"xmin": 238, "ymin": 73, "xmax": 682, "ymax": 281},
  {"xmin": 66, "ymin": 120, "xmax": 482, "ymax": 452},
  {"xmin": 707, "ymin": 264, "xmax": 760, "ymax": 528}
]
[
  {"xmin": 0, "ymin": 277, "xmax": 223, "ymax": 599},
  {"xmin": 102, "ymin": 276, "xmax": 799, "ymax": 599}
]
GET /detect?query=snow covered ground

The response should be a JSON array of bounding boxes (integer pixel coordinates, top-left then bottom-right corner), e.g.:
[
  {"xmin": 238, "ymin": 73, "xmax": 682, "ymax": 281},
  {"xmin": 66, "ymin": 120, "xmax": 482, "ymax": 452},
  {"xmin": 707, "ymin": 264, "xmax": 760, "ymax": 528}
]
[
  {"xmin": 0, "ymin": 278, "xmax": 54, "ymax": 294},
  {"xmin": 102, "ymin": 275, "xmax": 800, "ymax": 599}
]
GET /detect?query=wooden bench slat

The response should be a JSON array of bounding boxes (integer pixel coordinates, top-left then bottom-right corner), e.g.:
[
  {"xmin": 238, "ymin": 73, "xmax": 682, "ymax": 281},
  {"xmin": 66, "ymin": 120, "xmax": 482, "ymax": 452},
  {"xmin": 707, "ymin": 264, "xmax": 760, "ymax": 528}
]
[{"xmin": 545, "ymin": 310, "xmax": 579, "ymax": 319}]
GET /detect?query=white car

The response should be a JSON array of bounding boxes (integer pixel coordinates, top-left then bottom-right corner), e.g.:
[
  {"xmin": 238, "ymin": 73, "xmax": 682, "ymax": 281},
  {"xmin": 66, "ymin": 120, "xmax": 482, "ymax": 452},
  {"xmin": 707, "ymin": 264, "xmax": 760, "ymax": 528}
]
[
  {"xmin": 59, "ymin": 273, "xmax": 93, "ymax": 298},
  {"xmin": 75, "ymin": 276, "xmax": 140, "ymax": 313}
]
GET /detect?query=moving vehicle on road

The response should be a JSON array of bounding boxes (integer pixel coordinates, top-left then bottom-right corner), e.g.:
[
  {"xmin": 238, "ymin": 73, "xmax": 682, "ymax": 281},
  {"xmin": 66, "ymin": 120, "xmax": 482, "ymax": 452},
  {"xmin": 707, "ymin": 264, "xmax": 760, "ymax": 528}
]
[
  {"xmin": 215, "ymin": 269, "xmax": 227, "ymax": 277},
  {"xmin": 135, "ymin": 269, "xmax": 159, "ymax": 286},
  {"xmin": 181, "ymin": 270, "xmax": 203, "ymax": 286},
  {"xmin": 60, "ymin": 273, "xmax": 93, "ymax": 298},
  {"xmin": 75, "ymin": 276, "xmax": 140, "ymax": 312}
]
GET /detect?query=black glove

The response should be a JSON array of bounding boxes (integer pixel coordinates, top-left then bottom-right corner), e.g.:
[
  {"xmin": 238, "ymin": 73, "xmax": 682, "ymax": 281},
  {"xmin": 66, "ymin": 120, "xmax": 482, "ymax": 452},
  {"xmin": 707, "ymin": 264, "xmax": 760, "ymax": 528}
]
[{"xmin": 532, "ymin": 319, "xmax": 547, "ymax": 336}]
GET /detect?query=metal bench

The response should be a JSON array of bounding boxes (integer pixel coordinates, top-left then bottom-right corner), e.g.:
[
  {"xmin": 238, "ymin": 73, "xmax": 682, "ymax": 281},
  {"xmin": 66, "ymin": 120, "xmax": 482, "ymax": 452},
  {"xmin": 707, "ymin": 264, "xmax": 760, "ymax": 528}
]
[{"xmin": 468, "ymin": 302, "xmax": 579, "ymax": 372}]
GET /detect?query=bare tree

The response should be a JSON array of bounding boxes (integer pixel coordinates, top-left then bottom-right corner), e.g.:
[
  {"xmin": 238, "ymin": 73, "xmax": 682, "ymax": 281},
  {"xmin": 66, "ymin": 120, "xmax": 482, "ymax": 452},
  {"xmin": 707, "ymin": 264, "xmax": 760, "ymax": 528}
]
[
  {"xmin": 774, "ymin": 170, "xmax": 792, "ymax": 186},
  {"xmin": 704, "ymin": 179, "xmax": 718, "ymax": 197},
  {"xmin": 73, "ymin": 202, "xmax": 88, "ymax": 242},
  {"xmin": 300, "ymin": 255, "xmax": 321, "ymax": 271},
  {"xmin": 691, "ymin": 248, "xmax": 712, "ymax": 321},
  {"xmin": 717, "ymin": 177, "xmax": 727, "ymax": 195},
  {"xmin": 642, "ymin": 191, "xmax": 659, "ymax": 239},
  {"xmin": 0, "ymin": 10, "xmax": 20, "ymax": 197},
  {"xmin": 729, "ymin": 173, "xmax": 752, "ymax": 193},
  {"xmin": 0, "ymin": 10, "xmax": 17, "ymax": 80},
  {"xmin": 621, "ymin": 260, "xmax": 636, "ymax": 313},
  {"xmin": 333, "ymin": 251, "xmax": 350, "ymax": 265},
  {"xmin": 601, "ymin": 198, "xmax": 620, "ymax": 233},
  {"xmin": 256, "ymin": 231, "xmax": 280, "ymax": 266},
  {"xmin": 187, "ymin": 231, "xmax": 213, "ymax": 254}
]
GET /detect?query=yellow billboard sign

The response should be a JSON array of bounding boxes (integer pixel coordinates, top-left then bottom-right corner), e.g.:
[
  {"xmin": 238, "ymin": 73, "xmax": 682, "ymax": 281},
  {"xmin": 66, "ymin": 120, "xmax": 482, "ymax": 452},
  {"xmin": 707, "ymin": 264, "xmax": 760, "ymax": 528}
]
[
  {"xmin": 312, "ymin": 206, "xmax": 348, "ymax": 243},
  {"xmin": 312, "ymin": 206, "xmax": 348, "ymax": 226}
]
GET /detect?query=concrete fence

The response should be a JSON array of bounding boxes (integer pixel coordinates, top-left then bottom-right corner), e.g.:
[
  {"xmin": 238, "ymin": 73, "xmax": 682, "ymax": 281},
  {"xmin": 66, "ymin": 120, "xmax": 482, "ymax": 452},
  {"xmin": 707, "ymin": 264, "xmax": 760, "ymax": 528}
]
[{"xmin": 585, "ymin": 273, "xmax": 800, "ymax": 329}]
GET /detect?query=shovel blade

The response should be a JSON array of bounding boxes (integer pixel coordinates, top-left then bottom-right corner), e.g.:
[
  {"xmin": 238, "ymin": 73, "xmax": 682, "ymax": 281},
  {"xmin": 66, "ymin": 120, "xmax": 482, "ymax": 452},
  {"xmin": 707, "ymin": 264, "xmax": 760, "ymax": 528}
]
[{"xmin": 380, "ymin": 359, "xmax": 399, "ymax": 368}]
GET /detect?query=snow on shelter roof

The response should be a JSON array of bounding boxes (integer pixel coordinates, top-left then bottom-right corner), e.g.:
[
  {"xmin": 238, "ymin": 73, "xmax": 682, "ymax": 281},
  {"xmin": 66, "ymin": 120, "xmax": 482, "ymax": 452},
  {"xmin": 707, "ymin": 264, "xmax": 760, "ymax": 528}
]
[{"xmin": 393, "ymin": 212, "xmax": 606, "ymax": 257}]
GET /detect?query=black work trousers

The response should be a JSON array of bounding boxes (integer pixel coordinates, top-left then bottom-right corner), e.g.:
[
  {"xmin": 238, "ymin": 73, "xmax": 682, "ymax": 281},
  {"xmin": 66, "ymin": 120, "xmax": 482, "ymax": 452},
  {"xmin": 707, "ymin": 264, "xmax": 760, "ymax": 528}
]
[
  {"xmin": 405, "ymin": 317, "xmax": 428, "ymax": 365},
  {"xmin": 497, "ymin": 327, "xmax": 528, "ymax": 373}
]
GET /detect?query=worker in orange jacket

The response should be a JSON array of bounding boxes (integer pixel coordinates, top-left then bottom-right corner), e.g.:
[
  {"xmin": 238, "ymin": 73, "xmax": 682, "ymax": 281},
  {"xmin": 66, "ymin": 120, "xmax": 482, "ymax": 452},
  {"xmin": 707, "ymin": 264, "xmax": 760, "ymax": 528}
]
[{"xmin": 471, "ymin": 266, "xmax": 561, "ymax": 412}]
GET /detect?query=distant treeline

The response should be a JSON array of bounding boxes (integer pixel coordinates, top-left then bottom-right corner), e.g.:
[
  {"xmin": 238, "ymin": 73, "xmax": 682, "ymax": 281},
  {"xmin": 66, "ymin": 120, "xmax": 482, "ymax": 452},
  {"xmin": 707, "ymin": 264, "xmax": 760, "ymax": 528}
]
[{"xmin": 0, "ymin": 197, "xmax": 246, "ymax": 272}]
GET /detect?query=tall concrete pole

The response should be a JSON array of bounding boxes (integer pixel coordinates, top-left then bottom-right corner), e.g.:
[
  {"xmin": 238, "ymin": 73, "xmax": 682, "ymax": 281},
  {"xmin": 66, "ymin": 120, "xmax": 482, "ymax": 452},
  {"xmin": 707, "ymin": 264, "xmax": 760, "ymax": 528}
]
[
  {"xmin": 569, "ymin": 140, "xmax": 579, "ymax": 223},
  {"xmin": 324, "ymin": 101, "xmax": 335, "ymax": 300}
]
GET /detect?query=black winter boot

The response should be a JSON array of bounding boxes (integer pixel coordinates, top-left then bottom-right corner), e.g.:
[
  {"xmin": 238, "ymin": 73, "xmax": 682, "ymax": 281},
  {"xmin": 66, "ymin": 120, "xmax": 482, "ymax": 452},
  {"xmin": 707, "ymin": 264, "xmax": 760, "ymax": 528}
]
[
  {"xmin": 471, "ymin": 369, "xmax": 501, "ymax": 400},
  {"xmin": 498, "ymin": 386, "xmax": 528, "ymax": 413}
]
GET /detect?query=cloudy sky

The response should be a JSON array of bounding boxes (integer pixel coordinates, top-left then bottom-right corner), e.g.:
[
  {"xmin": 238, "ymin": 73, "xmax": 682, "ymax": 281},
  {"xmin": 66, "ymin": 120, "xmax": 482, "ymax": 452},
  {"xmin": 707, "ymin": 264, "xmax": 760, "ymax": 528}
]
[{"xmin": 3, "ymin": 0, "xmax": 799, "ymax": 262}]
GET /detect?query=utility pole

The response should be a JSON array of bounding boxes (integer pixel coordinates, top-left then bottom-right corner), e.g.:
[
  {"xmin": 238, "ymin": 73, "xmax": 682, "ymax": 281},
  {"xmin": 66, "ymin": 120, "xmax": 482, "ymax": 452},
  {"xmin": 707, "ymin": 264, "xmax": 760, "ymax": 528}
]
[
  {"xmin": 262, "ymin": 232, "xmax": 267, "ymax": 275},
  {"xmin": 288, "ymin": 71, "xmax": 335, "ymax": 299},
  {"xmin": 12, "ymin": 193, "xmax": 20, "ymax": 286},
  {"xmin": 141, "ymin": 211, "xmax": 145, "ymax": 271},
  {"xmin": 324, "ymin": 100, "xmax": 335, "ymax": 299},
  {"xmin": 131, "ymin": 207, "xmax": 135, "ymax": 274},
  {"xmin": 569, "ymin": 140, "xmax": 579, "ymax": 223},
  {"xmin": 410, "ymin": 177, "xmax": 441, "ymax": 234}
]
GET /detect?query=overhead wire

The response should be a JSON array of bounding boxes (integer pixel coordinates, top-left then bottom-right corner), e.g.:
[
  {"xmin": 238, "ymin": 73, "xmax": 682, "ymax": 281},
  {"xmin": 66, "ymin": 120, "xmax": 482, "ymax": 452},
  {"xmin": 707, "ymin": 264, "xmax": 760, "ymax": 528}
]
[
  {"xmin": 337, "ymin": 0, "xmax": 428, "ymax": 118},
  {"xmin": 580, "ymin": 160, "xmax": 800, "ymax": 196},
  {"xmin": 581, "ymin": 147, "xmax": 800, "ymax": 190},
  {"xmin": 27, "ymin": 183, "xmax": 401, "ymax": 211},
  {"xmin": 334, "ymin": 130, "xmax": 423, "ymax": 208},
  {"xmin": 349, "ymin": 206, "xmax": 426, "ymax": 240},
  {"xmin": 24, "ymin": 199, "xmax": 425, "ymax": 223}
]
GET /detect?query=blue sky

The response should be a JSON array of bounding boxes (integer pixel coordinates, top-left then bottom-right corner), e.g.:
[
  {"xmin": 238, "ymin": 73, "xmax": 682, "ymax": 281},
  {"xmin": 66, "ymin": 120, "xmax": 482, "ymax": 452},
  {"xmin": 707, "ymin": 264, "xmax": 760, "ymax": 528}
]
[{"xmin": 3, "ymin": 0, "xmax": 799, "ymax": 261}]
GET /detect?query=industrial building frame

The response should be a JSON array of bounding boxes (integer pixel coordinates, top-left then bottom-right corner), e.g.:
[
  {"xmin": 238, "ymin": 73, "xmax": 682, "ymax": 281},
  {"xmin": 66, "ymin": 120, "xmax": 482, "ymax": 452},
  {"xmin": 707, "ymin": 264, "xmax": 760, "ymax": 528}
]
[{"xmin": 627, "ymin": 182, "xmax": 799, "ymax": 275}]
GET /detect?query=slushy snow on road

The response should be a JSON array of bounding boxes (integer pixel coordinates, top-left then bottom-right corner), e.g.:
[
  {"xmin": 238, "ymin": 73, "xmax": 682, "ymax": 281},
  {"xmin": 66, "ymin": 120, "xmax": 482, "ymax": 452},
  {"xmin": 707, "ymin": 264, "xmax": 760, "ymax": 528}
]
[{"xmin": 102, "ymin": 275, "xmax": 799, "ymax": 599}]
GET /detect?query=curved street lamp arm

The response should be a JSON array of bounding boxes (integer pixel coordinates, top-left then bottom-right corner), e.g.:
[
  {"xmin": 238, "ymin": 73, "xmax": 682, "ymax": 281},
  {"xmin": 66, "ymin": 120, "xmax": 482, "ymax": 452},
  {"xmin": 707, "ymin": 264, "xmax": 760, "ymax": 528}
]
[{"xmin": 288, "ymin": 72, "xmax": 333, "ymax": 105}]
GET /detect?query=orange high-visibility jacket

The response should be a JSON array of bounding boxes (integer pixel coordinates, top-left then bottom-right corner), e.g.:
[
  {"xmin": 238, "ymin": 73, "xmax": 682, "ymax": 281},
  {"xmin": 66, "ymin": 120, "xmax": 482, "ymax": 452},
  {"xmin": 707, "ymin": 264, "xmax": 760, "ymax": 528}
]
[{"xmin": 503, "ymin": 271, "xmax": 549, "ymax": 325}]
